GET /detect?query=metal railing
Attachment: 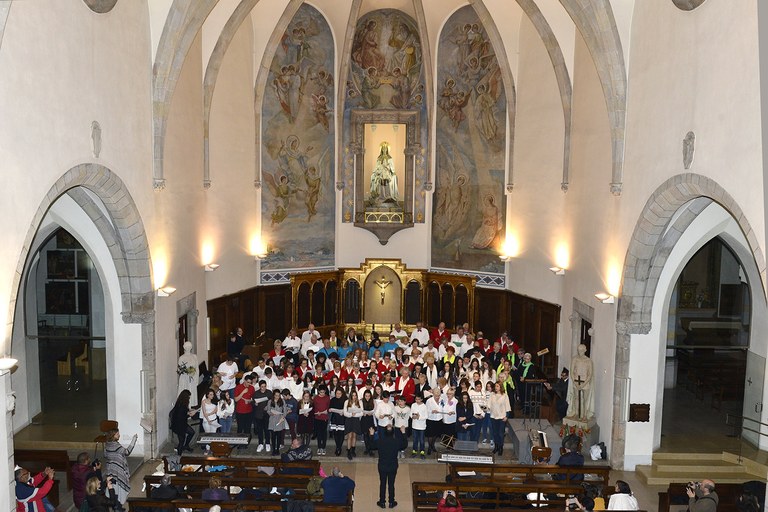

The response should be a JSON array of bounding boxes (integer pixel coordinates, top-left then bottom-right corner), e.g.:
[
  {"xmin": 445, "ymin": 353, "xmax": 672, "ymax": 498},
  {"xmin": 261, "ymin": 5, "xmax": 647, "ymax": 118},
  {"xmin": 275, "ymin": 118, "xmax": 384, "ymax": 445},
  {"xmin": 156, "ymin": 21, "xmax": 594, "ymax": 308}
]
[{"xmin": 725, "ymin": 413, "xmax": 768, "ymax": 463}]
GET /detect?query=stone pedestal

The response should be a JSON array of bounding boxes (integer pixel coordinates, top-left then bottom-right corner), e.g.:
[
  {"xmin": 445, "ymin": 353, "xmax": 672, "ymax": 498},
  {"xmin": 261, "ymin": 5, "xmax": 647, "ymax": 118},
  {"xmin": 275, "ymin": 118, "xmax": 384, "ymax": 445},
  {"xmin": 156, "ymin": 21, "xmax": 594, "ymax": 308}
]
[{"xmin": 561, "ymin": 417, "xmax": 600, "ymax": 455}]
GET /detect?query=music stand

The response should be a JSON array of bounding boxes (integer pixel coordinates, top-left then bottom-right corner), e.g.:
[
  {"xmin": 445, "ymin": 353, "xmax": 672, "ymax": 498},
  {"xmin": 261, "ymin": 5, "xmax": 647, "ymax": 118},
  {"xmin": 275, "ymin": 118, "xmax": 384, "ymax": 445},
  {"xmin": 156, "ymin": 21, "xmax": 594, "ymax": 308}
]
[{"xmin": 523, "ymin": 379, "xmax": 547, "ymax": 427}]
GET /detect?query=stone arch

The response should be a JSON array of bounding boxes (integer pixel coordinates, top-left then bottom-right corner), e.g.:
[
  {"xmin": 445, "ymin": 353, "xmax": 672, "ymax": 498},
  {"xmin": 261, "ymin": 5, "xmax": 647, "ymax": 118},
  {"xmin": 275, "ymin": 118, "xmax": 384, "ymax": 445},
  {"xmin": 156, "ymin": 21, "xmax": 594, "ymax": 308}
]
[
  {"xmin": 559, "ymin": 0, "xmax": 626, "ymax": 194},
  {"xmin": 152, "ymin": 0, "xmax": 218, "ymax": 189},
  {"xmin": 203, "ymin": 0, "xmax": 261, "ymax": 188},
  {"xmin": 610, "ymin": 173, "xmax": 766, "ymax": 468}
]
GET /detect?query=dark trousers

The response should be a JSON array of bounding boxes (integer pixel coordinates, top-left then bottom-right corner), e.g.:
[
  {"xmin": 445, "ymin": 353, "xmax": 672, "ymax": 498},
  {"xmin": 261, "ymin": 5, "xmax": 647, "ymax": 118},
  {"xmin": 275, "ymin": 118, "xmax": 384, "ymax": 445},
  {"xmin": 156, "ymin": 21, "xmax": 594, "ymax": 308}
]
[
  {"xmin": 236, "ymin": 411, "xmax": 253, "ymax": 435},
  {"xmin": 314, "ymin": 419, "xmax": 328, "ymax": 449},
  {"xmin": 270, "ymin": 429, "xmax": 283, "ymax": 452},
  {"xmin": 378, "ymin": 468, "xmax": 397, "ymax": 504},
  {"xmin": 491, "ymin": 418, "xmax": 506, "ymax": 448},
  {"xmin": 253, "ymin": 415, "xmax": 269, "ymax": 444},
  {"xmin": 174, "ymin": 425, "xmax": 195, "ymax": 455}
]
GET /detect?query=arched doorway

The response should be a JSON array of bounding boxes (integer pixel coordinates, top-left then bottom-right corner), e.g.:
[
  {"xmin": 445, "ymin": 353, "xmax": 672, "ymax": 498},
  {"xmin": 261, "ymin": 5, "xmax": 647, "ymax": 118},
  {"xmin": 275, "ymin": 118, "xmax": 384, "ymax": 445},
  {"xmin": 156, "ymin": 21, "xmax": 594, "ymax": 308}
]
[
  {"xmin": 615, "ymin": 174, "xmax": 768, "ymax": 469},
  {"xmin": 9, "ymin": 165, "xmax": 157, "ymax": 456},
  {"xmin": 661, "ymin": 236, "xmax": 752, "ymax": 449},
  {"xmin": 24, "ymin": 227, "xmax": 108, "ymax": 427}
]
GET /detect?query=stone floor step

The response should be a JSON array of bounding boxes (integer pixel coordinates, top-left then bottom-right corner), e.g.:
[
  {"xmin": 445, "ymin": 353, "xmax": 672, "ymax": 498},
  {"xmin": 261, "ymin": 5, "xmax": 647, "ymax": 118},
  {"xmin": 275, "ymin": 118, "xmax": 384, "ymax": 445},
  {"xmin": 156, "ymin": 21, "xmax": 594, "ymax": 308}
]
[{"xmin": 652, "ymin": 452, "xmax": 725, "ymax": 461}]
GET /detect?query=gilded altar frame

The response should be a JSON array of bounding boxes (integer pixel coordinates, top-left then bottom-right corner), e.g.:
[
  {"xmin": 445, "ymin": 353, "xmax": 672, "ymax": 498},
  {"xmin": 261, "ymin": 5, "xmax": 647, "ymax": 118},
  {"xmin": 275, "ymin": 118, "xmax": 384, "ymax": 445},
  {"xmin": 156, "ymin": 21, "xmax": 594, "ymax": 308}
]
[{"xmin": 350, "ymin": 110, "xmax": 419, "ymax": 244}]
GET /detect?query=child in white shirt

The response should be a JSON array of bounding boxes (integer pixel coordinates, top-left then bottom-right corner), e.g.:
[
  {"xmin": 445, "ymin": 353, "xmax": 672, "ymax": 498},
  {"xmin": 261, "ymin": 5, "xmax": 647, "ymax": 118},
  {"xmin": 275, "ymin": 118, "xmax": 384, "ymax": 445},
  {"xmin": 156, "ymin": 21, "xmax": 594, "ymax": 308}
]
[
  {"xmin": 410, "ymin": 394, "xmax": 428, "ymax": 458},
  {"xmin": 393, "ymin": 396, "xmax": 411, "ymax": 459}
]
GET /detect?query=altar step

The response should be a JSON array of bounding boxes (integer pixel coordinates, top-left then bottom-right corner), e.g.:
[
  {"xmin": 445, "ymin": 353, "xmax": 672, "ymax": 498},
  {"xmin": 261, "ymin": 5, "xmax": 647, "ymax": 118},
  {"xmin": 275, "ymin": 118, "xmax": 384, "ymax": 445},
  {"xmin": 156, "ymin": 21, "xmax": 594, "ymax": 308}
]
[{"xmin": 636, "ymin": 452, "xmax": 767, "ymax": 486}]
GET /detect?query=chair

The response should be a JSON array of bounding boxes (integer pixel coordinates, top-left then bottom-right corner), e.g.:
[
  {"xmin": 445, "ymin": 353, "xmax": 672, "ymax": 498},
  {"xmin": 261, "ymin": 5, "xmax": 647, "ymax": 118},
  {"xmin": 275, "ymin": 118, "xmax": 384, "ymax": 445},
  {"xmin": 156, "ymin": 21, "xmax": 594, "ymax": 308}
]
[
  {"xmin": 531, "ymin": 446, "xmax": 552, "ymax": 464},
  {"xmin": 94, "ymin": 420, "xmax": 119, "ymax": 457},
  {"xmin": 210, "ymin": 441, "xmax": 233, "ymax": 457}
]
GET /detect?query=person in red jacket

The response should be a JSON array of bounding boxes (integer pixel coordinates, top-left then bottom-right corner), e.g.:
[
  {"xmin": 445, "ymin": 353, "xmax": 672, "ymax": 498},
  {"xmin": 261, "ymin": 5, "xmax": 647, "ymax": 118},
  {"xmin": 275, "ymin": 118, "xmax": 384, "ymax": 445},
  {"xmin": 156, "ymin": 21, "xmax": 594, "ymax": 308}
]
[
  {"xmin": 71, "ymin": 452, "xmax": 92, "ymax": 509},
  {"xmin": 395, "ymin": 366, "xmax": 416, "ymax": 404},
  {"xmin": 430, "ymin": 322, "xmax": 451, "ymax": 347},
  {"xmin": 15, "ymin": 466, "xmax": 56, "ymax": 512},
  {"xmin": 437, "ymin": 490, "xmax": 464, "ymax": 512}
]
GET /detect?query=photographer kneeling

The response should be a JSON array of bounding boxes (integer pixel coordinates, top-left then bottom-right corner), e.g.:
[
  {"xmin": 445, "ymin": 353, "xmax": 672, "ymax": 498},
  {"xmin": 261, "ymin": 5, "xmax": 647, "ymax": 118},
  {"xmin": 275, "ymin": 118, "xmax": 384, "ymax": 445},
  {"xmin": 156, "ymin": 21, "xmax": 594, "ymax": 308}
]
[
  {"xmin": 687, "ymin": 479, "xmax": 719, "ymax": 512},
  {"xmin": 437, "ymin": 490, "xmax": 464, "ymax": 512}
]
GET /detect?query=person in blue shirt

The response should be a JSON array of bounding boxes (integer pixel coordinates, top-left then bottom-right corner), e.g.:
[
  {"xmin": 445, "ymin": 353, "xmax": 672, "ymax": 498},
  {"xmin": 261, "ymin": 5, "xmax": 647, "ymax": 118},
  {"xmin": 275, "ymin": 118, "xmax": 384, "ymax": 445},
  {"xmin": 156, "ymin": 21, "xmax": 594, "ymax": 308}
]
[
  {"xmin": 368, "ymin": 336, "xmax": 384, "ymax": 359},
  {"xmin": 321, "ymin": 466, "xmax": 355, "ymax": 505},
  {"xmin": 318, "ymin": 338, "xmax": 337, "ymax": 360},
  {"xmin": 381, "ymin": 335, "xmax": 399, "ymax": 356},
  {"xmin": 337, "ymin": 337, "xmax": 352, "ymax": 359}
]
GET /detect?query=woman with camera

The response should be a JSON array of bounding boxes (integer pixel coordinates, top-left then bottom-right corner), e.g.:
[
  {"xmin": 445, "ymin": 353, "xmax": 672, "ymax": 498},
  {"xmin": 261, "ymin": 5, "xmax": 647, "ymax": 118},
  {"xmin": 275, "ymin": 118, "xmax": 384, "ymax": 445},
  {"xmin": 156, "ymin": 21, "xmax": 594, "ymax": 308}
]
[
  {"xmin": 85, "ymin": 475, "xmax": 118, "ymax": 512},
  {"xmin": 437, "ymin": 490, "xmax": 464, "ymax": 512}
]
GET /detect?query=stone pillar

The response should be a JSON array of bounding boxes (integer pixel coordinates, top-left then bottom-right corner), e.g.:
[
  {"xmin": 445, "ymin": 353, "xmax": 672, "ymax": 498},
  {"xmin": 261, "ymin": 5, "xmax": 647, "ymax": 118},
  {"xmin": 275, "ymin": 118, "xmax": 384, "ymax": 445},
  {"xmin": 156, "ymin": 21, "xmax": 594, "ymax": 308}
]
[
  {"xmin": 2, "ymin": 370, "xmax": 16, "ymax": 512},
  {"xmin": 760, "ymin": 0, "xmax": 768, "ymax": 279}
]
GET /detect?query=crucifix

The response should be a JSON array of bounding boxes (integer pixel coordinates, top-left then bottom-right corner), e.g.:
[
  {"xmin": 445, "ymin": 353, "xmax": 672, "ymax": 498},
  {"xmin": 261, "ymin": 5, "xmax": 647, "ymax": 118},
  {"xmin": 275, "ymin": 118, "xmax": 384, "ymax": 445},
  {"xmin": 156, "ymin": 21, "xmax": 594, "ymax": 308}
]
[
  {"xmin": 375, "ymin": 275, "xmax": 392, "ymax": 305},
  {"xmin": 573, "ymin": 374, "xmax": 585, "ymax": 419}
]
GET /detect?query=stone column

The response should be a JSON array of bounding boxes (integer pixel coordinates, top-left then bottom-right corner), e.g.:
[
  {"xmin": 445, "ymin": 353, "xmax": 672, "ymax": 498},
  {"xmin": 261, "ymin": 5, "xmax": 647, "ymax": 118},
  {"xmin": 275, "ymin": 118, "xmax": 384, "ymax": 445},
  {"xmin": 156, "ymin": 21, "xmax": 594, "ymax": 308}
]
[{"xmin": 3, "ymin": 370, "xmax": 17, "ymax": 512}]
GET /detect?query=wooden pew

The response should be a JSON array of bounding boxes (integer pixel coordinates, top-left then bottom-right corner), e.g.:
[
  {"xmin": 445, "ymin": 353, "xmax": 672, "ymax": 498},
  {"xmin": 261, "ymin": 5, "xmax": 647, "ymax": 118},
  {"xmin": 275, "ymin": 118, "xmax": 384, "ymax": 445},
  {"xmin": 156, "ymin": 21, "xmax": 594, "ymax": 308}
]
[
  {"xmin": 127, "ymin": 497, "xmax": 353, "ymax": 512},
  {"xmin": 143, "ymin": 473, "xmax": 314, "ymax": 498},
  {"xmin": 446, "ymin": 462, "xmax": 612, "ymax": 487},
  {"xmin": 167, "ymin": 455, "xmax": 320, "ymax": 475},
  {"xmin": 14, "ymin": 448, "xmax": 72, "ymax": 490},
  {"xmin": 658, "ymin": 482, "xmax": 747, "ymax": 512},
  {"xmin": 412, "ymin": 480, "xmax": 585, "ymax": 511}
]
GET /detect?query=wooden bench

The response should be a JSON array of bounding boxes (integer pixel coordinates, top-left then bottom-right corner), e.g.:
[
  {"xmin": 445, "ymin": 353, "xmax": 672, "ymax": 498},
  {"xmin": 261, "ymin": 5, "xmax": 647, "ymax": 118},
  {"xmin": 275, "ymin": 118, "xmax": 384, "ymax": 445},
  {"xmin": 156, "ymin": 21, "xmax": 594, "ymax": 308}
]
[
  {"xmin": 658, "ymin": 481, "xmax": 751, "ymax": 512},
  {"xmin": 167, "ymin": 455, "xmax": 320, "ymax": 475},
  {"xmin": 446, "ymin": 461, "xmax": 612, "ymax": 487},
  {"xmin": 144, "ymin": 473, "xmax": 314, "ymax": 498},
  {"xmin": 412, "ymin": 480, "xmax": 585, "ymax": 511},
  {"xmin": 14, "ymin": 449, "xmax": 72, "ymax": 490},
  {"xmin": 127, "ymin": 497, "xmax": 353, "ymax": 511}
]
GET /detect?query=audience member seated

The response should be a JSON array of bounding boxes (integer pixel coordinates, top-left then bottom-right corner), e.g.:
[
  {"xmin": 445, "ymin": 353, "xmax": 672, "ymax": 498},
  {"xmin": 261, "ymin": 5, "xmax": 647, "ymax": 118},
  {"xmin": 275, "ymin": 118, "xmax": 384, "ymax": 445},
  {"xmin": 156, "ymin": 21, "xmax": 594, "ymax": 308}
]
[
  {"xmin": 608, "ymin": 480, "xmax": 639, "ymax": 510},
  {"xmin": 15, "ymin": 466, "xmax": 56, "ymax": 512},
  {"xmin": 282, "ymin": 437, "xmax": 313, "ymax": 462},
  {"xmin": 71, "ymin": 452, "xmax": 92, "ymax": 509},
  {"xmin": 201, "ymin": 476, "xmax": 229, "ymax": 501},
  {"xmin": 552, "ymin": 435, "xmax": 584, "ymax": 481},
  {"xmin": 437, "ymin": 490, "xmax": 464, "ymax": 512},
  {"xmin": 321, "ymin": 466, "xmax": 355, "ymax": 505},
  {"xmin": 150, "ymin": 474, "xmax": 185, "ymax": 500}
]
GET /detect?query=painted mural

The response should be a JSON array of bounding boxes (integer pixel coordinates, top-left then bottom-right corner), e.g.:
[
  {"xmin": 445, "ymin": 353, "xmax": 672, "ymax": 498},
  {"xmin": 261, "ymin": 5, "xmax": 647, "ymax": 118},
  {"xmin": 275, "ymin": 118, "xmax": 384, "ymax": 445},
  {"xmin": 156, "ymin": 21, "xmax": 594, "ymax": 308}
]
[
  {"xmin": 261, "ymin": 4, "xmax": 335, "ymax": 270},
  {"xmin": 431, "ymin": 6, "xmax": 506, "ymax": 273},
  {"xmin": 342, "ymin": 9, "xmax": 428, "ymax": 223}
]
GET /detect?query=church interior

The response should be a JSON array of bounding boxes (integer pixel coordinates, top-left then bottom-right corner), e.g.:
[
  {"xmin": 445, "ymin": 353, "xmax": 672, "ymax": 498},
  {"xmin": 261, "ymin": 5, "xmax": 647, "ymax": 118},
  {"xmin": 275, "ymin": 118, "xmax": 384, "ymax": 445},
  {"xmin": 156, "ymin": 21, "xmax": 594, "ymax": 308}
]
[{"xmin": 2, "ymin": 0, "xmax": 768, "ymax": 509}]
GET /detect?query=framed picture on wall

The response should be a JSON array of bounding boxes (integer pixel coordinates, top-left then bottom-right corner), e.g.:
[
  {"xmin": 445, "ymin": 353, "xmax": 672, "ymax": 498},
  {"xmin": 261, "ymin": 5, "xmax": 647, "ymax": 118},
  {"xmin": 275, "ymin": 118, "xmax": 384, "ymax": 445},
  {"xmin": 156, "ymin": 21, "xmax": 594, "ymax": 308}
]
[{"xmin": 47, "ymin": 250, "xmax": 75, "ymax": 279}]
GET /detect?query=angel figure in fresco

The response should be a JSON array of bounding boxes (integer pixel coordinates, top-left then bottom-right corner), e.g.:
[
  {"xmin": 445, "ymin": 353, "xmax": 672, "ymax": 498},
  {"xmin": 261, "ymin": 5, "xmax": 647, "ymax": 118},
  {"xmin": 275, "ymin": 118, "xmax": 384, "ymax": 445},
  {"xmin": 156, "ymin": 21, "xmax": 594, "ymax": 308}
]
[
  {"xmin": 474, "ymin": 83, "xmax": 498, "ymax": 142},
  {"xmin": 310, "ymin": 94, "xmax": 331, "ymax": 131},
  {"xmin": 352, "ymin": 19, "xmax": 386, "ymax": 71},
  {"xmin": 471, "ymin": 194, "xmax": 502, "ymax": 249},
  {"xmin": 448, "ymin": 90, "xmax": 470, "ymax": 130},
  {"xmin": 281, "ymin": 16, "xmax": 324, "ymax": 72},
  {"xmin": 434, "ymin": 145, "xmax": 472, "ymax": 240},
  {"xmin": 309, "ymin": 68, "xmax": 334, "ymax": 97},
  {"xmin": 264, "ymin": 173, "xmax": 297, "ymax": 226},
  {"xmin": 303, "ymin": 148, "xmax": 329, "ymax": 222},
  {"xmin": 360, "ymin": 67, "xmax": 382, "ymax": 109},
  {"xmin": 438, "ymin": 78, "xmax": 457, "ymax": 113},
  {"xmin": 389, "ymin": 67, "xmax": 412, "ymax": 109},
  {"xmin": 273, "ymin": 64, "xmax": 302, "ymax": 123}
]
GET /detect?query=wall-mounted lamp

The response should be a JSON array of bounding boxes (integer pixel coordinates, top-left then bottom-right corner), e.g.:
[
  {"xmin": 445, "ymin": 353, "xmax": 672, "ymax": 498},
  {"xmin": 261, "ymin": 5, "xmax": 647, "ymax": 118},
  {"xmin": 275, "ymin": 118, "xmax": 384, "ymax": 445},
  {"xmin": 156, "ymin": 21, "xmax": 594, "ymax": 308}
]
[
  {"xmin": 0, "ymin": 357, "xmax": 18, "ymax": 370},
  {"xmin": 157, "ymin": 286, "xmax": 177, "ymax": 297},
  {"xmin": 595, "ymin": 292, "xmax": 615, "ymax": 304},
  {"xmin": 498, "ymin": 254, "xmax": 513, "ymax": 262},
  {"xmin": 549, "ymin": 266, "xmax": 565, "ymax": 275},
  {"xmin": 204, "ymin": 263, "xmax": 220, "ymax": 272},
  {"xmin": 254, "ymin": 253, "xmax": 268, "ymax": 261}
]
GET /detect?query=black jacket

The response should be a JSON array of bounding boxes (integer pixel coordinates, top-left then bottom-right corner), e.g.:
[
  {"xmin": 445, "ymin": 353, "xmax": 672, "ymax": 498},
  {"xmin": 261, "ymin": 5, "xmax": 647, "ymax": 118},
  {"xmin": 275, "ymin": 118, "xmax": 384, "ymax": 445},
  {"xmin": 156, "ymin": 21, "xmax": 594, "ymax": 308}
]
[{"xmin": 377, "ymin": 432, "xmax": 407, "ymax": 472}]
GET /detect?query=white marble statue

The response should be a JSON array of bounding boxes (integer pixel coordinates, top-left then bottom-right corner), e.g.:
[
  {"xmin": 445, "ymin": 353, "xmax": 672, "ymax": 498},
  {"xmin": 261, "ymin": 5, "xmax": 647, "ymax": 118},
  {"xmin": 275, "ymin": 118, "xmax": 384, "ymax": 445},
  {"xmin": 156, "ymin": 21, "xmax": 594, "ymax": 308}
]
[
  {"xmin": 177, "ymin": 341, "xmax": 198, "ymax": 406},
  {"xmin": 566, "ymin": 344, "xmax": 594, "ymax": 421}
]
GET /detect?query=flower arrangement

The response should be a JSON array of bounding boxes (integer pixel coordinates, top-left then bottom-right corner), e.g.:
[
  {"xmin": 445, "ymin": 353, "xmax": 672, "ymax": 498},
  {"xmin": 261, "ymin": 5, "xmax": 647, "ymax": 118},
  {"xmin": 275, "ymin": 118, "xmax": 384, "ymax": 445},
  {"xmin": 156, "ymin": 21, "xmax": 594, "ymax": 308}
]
[
  {"xmin": 177, "ymin": 363, "xmax": 196, "ymax": 376},
  {"xmin": 559, "ymin": 424, "xmax": 591, "ymax": 438}
]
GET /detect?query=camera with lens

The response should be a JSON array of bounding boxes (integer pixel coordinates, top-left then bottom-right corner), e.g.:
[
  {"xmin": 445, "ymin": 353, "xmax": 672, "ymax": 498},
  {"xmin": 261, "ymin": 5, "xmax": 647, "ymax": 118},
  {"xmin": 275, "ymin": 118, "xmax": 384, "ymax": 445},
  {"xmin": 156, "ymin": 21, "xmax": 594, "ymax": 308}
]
[
  {"xmin": 566, "ymin": 496, "xmax": 579, "ymax": 510},
  {"xmin": 687, "ymin": 481, "xmax": 700, "ymax": 492}
]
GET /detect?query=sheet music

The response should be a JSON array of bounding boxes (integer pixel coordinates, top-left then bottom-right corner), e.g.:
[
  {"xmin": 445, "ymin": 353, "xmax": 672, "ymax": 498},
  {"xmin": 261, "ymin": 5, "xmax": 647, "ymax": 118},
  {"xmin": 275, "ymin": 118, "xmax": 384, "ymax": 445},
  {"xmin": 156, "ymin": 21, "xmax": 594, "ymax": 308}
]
[
  {"xmin": 329, "ymin": 408, "xmax": 345, "ymax": 414},
  {"xmin": 346, "ymin": 407, "xmax": 363, "ymax": 414},
  {"xmin": 253, "ymin": 397, "xmax": 269, "ymax": 405},
  {"xmin": 299, "ymin": 406, "xmax": 313, "ymax": 414},
  {"xmin": 363, "ymin": 409, "xmax": 375, "ymax": 416}
]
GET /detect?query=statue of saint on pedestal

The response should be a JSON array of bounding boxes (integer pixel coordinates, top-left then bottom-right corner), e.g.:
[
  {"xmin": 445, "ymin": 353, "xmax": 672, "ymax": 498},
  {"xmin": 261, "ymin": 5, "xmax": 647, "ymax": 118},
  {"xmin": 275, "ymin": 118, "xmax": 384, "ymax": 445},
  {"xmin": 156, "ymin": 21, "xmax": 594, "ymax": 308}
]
[
  {"xmin": 565, "ymin": 344, "xmax": 594, "ymax": 422},
  {"xmin": 369, "ymin": 141, "xmax": 399, "ymax": 204},
  {"xmin": 177, "ymin": 341, "xmax": 198, "ymax": 406}
]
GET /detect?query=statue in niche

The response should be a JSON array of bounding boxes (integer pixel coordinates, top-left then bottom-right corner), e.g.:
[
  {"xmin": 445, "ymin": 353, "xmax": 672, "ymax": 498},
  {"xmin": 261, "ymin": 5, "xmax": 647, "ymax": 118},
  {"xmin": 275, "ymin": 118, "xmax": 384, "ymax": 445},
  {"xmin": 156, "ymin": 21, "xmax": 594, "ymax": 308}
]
[
  {"xmin": 683, "ymin": 131, "xmax": 695, "ymax": 170},
  {"xmin": 177, "ymin": 341, "xmax": 198, "ymax": 406},
  {"xmin": 369, "ymin": 141, "xmax": 399, "ymax": 204},
  {"xmin": 565, "ymin": 344, "xmax": 594, "ymax": 421}
]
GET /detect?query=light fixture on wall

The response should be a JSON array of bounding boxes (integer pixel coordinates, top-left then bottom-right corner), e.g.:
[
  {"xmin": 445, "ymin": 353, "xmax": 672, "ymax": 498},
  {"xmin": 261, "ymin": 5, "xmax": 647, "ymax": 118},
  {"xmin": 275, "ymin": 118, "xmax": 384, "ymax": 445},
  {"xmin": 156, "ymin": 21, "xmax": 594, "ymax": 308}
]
[
  {"xmin": 157, "ymin": 286, "xmax": 177, "ymax": 297},
  {"xmin": 549, "ymin": 266, "xmax": 565, "ymax": 275},
  {"xmin": 204, "ymin": 263, "xmax": 220, "ymax": 272},
  {"xmin": 0, "ymin": 357, "xmax": 18, "ymax": 370},
  {"xmin": 595, "ymin": 292, "xmax": 615, "ymax": 304},
  {"xmin": 498, "ymin": 254, "xmax": 512, "ymax": 262}
]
